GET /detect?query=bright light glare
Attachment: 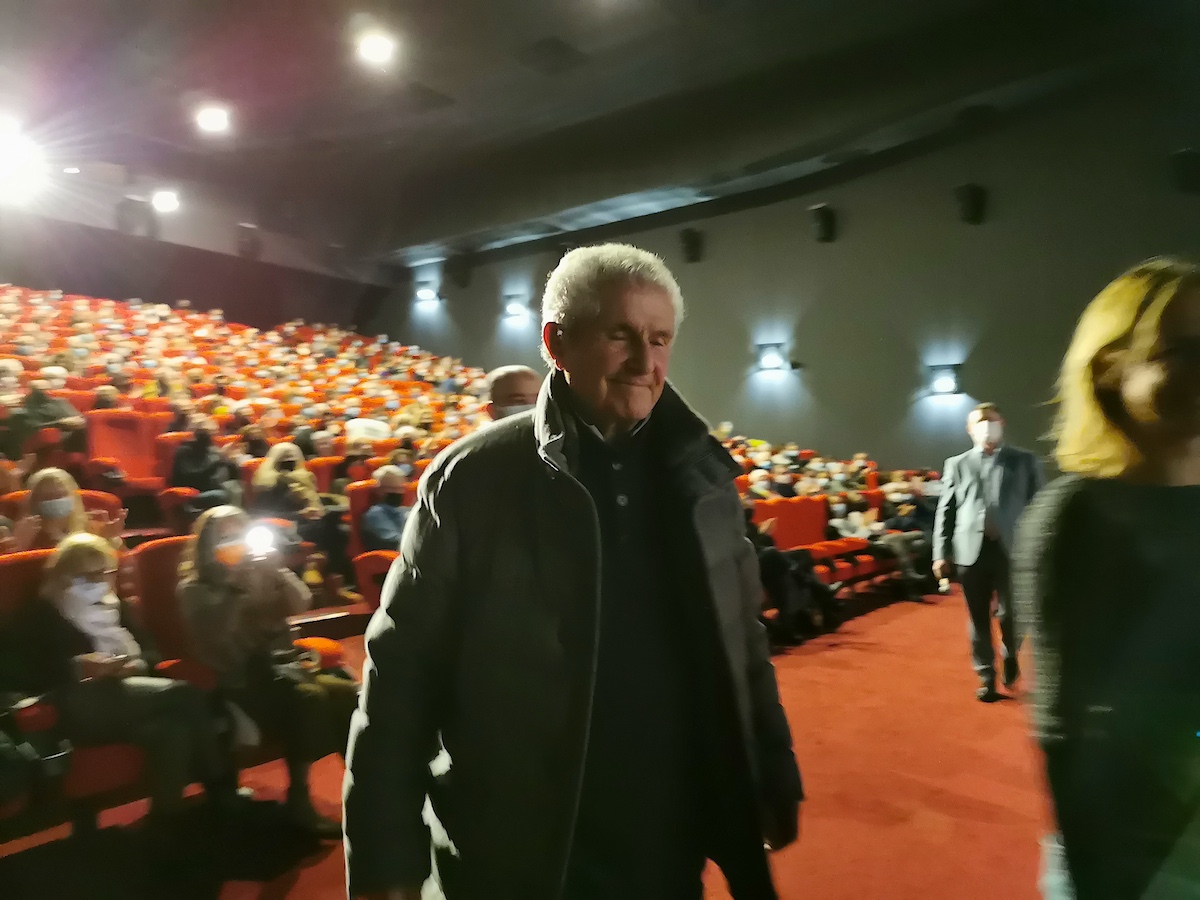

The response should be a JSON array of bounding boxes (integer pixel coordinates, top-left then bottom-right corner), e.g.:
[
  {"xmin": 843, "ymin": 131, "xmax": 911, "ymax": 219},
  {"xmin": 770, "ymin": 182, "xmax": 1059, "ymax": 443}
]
[
  {"xmin": 194, "ymin": 103, "xmax": 231, "ymax": 134},
  {"xmin": 245, "ymin": 525, "xmax": 274, "ymax": 557},
  {"xmin": 0, "ymin": 126, "xmax": 48, "ymax": 205},
  {"xmin": 931, "ymin": 375, "xmax": 957, "ymax": 395},
  {"xmin": 356, "ymin": 30, "xmax": 397, "ymax": 66},
  {"xmin": 505, "ymin": 301, "xmax": 527, "ymax": 317},
  {"xmin": 151, "ymin": 190, "xmax": 180, "ymax": 213},
  {"xmin": 415, "ymin": 286, "xmax": 437, "ymax": 302},
  {"xmin": 63, "ymin": 167, "xmax": 80, "ymax": 174},
  {"xmin": 758, "ymin": 348, "xmax": 786, "ymax": 371}
]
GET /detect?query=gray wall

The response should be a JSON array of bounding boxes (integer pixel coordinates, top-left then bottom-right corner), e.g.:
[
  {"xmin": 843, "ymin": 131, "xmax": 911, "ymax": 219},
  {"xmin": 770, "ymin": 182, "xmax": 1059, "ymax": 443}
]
[{"xmin": 368, "ymin": 83, "xmax": 1200, "ymax": 470}]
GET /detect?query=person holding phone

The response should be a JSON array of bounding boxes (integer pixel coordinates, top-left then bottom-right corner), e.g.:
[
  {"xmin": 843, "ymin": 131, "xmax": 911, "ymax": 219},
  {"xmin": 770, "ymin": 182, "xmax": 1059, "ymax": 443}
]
[
  {"xmin": 177, "ymin": 506, "xmax": 359, "ymax": 838},
  {"xmin": 0, "ymin": 533, "xmax": 228, "ymax": 852}
]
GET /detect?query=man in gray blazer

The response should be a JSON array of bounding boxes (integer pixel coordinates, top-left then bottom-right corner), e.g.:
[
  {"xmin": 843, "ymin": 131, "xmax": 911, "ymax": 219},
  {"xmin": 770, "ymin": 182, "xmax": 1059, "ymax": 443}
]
[{"xmin": 933, "ymin": 402, "xmax": 1043, "ymax": 702}]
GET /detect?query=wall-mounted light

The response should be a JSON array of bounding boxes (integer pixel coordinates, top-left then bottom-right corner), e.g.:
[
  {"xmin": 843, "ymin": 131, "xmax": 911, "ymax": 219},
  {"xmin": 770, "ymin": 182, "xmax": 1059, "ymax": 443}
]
[
  {"xmin": 929, "ymin": 364, "xmax": 961, "ymax": 395},
  {"xmin": 756, "ymin": 343, "xmax": 798, "ymax": 372},
  {"xmin": 504, "ymin": 299, "xmax": 528, "ymax": 318},
  {"xmin": 415, "ymin": 284, "xmax": 437, "ymax": 302},
  {"xmin": 151, "ymin": 189, "xmax": 180, "ymax": 213}
]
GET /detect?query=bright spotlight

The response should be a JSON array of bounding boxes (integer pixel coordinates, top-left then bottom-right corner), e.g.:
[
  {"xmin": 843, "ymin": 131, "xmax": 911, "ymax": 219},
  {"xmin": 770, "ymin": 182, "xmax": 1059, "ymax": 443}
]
[
  {"xmin": 415, "ymin": 286, "xmax": 437, "ymax": 302},
  {"xmin": 194, "ymin": 103, "xmax": 231, "ymax": 135},
  {"xmin": 0, "ymin": 125, "xmax": 48, "ymax": 205},
  {"xmin": 151, "ymin": 190, "xmax": 180, "ymax": 213},
  {"xmin": 356, "ymin": 29, "xmax": 397, "ymax": 67},
  {"xmin": 505, "ymin": 301, "xmax": 528, "ymax": 317},
  {"xmin": 929, "ymin": 365, "xmax": 961, "ymax": 395},
  {"xmin": 756, "ymin": 344, "xmax": 788, "ymax": 371}
]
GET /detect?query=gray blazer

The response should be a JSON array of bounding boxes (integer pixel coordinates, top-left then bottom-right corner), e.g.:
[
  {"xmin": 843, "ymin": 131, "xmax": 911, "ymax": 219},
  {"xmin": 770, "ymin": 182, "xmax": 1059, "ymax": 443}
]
[{"xmin": 933, "ymin": 444, "xmax": 1043, "ymax": 567}]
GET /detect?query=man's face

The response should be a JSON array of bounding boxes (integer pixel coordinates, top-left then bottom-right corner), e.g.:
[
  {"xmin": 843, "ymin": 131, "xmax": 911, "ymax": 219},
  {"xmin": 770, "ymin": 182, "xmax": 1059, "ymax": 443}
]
[
  {"xmin": 967, "ymin": 408, "xmax": 1004, "ymax": 448},
  {"xmin": 379, "ymin": 473, "xmax": 405, "ymax": 494},
  {"xmin": 487, "ymin": 371, "xmax": 542, "ymax": 420},
  {"xmin": 544, "ymin": 282, "xmax": 675, "ymax": 435}
]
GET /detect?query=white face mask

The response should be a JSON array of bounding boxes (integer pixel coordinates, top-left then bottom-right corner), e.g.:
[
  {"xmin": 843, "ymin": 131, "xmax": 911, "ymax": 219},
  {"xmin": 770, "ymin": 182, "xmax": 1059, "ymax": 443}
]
[
  {"xmin": 493, "ymin": 404, "xmax": 534, "ymax": 420},
  {"xmin": 971, "ymin": 419, "xmax": 1003, "ymax": 448}
]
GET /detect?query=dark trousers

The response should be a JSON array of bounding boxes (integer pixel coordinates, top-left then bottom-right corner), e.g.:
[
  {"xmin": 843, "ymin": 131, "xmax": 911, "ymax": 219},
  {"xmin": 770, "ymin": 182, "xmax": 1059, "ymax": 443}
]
[
  {"xmin": 61, "ymin": 675, "xmax": 224, "ymax": 816},
  {"xmin": 959, "ymin": 537, "xmax": 1017, "ymax": 686}
]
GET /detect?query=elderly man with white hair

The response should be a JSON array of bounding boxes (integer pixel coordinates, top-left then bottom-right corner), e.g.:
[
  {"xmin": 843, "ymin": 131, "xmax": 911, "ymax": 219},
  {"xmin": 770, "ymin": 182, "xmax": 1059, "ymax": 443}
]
[{"xmin": 345, "ymin": 243, "xmax": 802, "ymax": 900}]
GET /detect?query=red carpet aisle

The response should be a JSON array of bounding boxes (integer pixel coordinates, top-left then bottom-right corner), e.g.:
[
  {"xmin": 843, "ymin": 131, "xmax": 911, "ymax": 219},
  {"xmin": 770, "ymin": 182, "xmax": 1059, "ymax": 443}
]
[{"xmin": 0, "ymin": 592, "xmax": 1048, "ymax": 899}]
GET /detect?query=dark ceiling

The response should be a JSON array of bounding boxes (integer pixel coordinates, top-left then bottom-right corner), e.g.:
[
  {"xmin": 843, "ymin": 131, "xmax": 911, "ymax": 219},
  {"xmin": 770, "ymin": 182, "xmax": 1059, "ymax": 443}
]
[{"xmin": 0, "ymin": 0, "xmax": 1183, "ymax": 270}]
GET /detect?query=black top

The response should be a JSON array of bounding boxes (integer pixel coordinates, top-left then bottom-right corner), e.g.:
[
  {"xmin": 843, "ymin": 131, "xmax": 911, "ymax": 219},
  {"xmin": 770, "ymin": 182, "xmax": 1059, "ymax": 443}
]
[
  {"xmin": 1015, "ymin": 476, "xmax": 1200, "ymax": 899},
  {"xmin": 565, "ymin": 417, "xmax": 705, "ymax": 897},
  {"xmin": 170, "ymin": 439, "xmax": 236, "ymax": 492}
]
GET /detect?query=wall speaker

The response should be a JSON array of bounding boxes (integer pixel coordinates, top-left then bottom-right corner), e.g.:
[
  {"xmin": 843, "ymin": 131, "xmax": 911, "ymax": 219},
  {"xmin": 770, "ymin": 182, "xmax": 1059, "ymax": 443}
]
[
  {"xmin": 680, "ymin": 227, "xmax": 705, "ymax": 263},
  {"xmin": 808, "ymin": 204, "xmax": 836, "ymax": 243},
  {"xmin": 445, "ymin": 255, "xmax": 473, "ymax": 289},
  {"xmin": 1170, "ymin": 148, "xmax": 1200, "ymax": 193},
  {"xmin": 954, "ymin": 183, "xmax": 988, "ymax": 224},
  {"xmin": 115, "ymin": 197, "xmax": 158, "ymax": 239},
  {"xmin": 235, "ymin": 223, "xmax": 262, "ymax": 260}
]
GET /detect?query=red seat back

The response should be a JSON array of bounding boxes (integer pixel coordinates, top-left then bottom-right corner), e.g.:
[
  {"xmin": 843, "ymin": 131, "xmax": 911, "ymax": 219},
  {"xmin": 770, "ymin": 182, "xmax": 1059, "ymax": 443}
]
[
  {"xmin": 0, "ymin": 549, "xmax": 53, "ymax": 618},
  {"xmin": 155, "ymin": 432, "xmax": 193, "ymax": 480},
  {"xmin": 129, "ymin": 536, "xmax": 192, "ymax": 660},
  {"xmin": 0, "ymin": 488, "xmax": 123, "ymax": 523},
  {"xmin": 346, "ymin": 479, "xmax": 378, "ymax": 560},
  {"xmin": 352, "ymin": 549, "xmax": 398, "ymax": 611},
  {"xmin": 306, "ymin": 456, "xmax": 342, "ymax": 494}
]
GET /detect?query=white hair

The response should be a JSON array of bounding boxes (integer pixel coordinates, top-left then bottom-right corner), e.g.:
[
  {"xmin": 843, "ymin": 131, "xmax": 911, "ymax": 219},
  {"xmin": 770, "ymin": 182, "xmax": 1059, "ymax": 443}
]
[
  {"xmin": 485, "ymin": 364, "xmax": 540, "ymax": 397},
  {"xmin": 373, "ymin": 464, "xmax": 408, "ymax": 483},
  {"xmin": 539, "ymin": 243, "xmax": 684, "ymax": 366}
]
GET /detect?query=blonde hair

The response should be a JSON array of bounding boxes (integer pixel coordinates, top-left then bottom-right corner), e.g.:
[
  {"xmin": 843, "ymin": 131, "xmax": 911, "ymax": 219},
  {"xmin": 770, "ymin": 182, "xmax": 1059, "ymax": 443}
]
[
  {"xmin": 26, "ymin": 467, "xmax": 87, "ymax": 534},
  {"xmin": 178, "ymin": 505, "xmax": 247, "ymax": 585},
  {"xmin": 42, "ymin": 532, "xmax": 117, "ymax": 601},
  {"xmin": 1053, "ymin": 257, "xmax": 1199, "ymax": 477},
  {"xmin": 252, "ymin": 441, "xmax": 305, "ymax": 490}
]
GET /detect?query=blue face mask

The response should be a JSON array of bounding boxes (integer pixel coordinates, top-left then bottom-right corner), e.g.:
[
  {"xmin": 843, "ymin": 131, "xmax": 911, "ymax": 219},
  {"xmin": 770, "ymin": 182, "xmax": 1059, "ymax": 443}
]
[
  {"xmin": 345, "ymin": 407, "xmax": 361, "ymax": 418},
  {"xmin": 142, "ymin": 359, "xmax": 157, "ymax": 369},
  {"xmin": 831, "ymin": 503, "xmax": 847, "ymax": 517},
  {"xmin": 385, "ymin": 399, "xmax": 400, "ymax": 410},
  {"xmin": 397, "ymin": 463, "xmax": 413, "ymax": 477},
  {"xmin": 72, "ymin": 346, "xmax": 88, "ymax": 358},
  {"xmin": 40, "ymin": 497, "xmax": 74, "ymax": 519}
]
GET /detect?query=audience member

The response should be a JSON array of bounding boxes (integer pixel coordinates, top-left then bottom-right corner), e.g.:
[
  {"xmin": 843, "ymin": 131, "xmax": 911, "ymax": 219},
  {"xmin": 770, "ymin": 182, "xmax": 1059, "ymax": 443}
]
[
  {"xmin": 332, "ymin": 437, "xmax": 373, "ymax": 492},
  {"xmin": 4, "ymin": 467, "xmax": 125, "ymax": 552},
  {"xmin": 177, "ymin": 507, "xmax": 358, "ymax": 838},
  {"xmin": 360, "ymin": 466, "xmax": 410, "ymax": 552},
  {"xmin": 169, "ymin": 419, "xmax": 241, "ymax": 517},
  {"xmin": 1016, "ymin": 258, "xmax": 1200, "ymax": 899},
  {"xmin": 484, "ymin": 364, "xmax": 541, "ymax": 420},
  {"xmin": 0, "ymin": 533, "xmax": 229, "ymax": 851},
  {"xmin": 251, "ymin": 443, "xmax": 349, "ymax": 577}
]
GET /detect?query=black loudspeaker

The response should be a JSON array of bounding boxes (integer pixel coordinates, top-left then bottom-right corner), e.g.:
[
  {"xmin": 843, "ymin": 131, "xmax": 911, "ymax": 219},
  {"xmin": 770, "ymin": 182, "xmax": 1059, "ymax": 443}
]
[
  {"xmin": 115, "ymin": 197, "xmax": 158, "ymax": 239},
  {"xmin": 235, "ymin": 223, "xmax": 262, "ymax": 260},
  {"xmin": 445, "ymin": 255, "xmax": 473, "ymax": 289},
  {"xmin": 680, "ymin": 227, "xmax": 705, "ymax": 263},
  {"xmin": 1170, "ymin": 148, "xmax": 1200, "ymax": 193},
  {"xmin": 954, "ymin": 183, "xmax": 988, "ymax": 224},
  {"xmin": 808, "ymin": 204, "xmax": 836, "ymax": 243}
]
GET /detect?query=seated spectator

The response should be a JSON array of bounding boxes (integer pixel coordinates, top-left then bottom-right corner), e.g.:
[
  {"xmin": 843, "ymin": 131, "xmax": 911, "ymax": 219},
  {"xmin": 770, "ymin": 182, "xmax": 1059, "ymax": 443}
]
[
  {"xmin": 5, "ymin": 467, "xmax": 125, "ymax": 552},
  {"xmin": 827, "ymin": 496, "xmax": 928, "ymax": 597},
  {"xmin": 20, "ymin": 380, "xmax": 87, "ymax": 453},
  {"xmin": 361, "ymin": 466, "xmax": 411, "ymax": 552},
  {"xmin": 177, "ymin": 506, "xmax": 358, "ymax": 838},
  {"xmin": 770, "ymin": 459, "xmax": 799, "ymax": 498},
  {"xmin": 385, "ymin": 445, "xmax": 415, "ymax": 479},
  {"xmin": 746, "ymin": 468, "xmax": 775, "ymax": 499},
  {"xmin": 484, "ymin": 364, "xmax": 541, "ymax": 421},
  {"xmin": 239, "ymin": 424, "xmax": 271, "ymax": 460},
  {"xmin": 251, "ymin": 444, "xmax": 350, "ymax": 578},
  {"xmin": 91, "ymin": 385, "xmax": 123, "ymax": 410},
  {"xmin": 332, "ymin": 437, "xmax": 373, "ymax": 493},
  {"xmin": 0, "ymin": 533, "xmax": 230, "ymax": 850},
  {"xmin": 166, "ymin": 399, "xmax": 195, "ymax": 433},
  {"xmin": 169, "ymin": 419, "xmax": 241, "ymax": 517}
]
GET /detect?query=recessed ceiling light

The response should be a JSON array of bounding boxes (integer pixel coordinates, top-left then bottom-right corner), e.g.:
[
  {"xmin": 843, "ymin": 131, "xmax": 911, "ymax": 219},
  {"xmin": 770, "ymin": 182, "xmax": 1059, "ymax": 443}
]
[
  {"xmin": 356, "ymin": 29, "xmax": 397, "ymax": 67},
  {"xmin": 194, "ymin": 103, "xmax": 231, "ymax": 134},
  {"xmin": 151, "ymin": 190, "xmax": 180, "ymax": 213}
]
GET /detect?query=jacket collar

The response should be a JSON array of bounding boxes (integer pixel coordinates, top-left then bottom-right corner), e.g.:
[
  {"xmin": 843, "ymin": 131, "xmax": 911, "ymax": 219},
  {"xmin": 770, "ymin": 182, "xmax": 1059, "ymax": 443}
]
[{"xmin": 534, "ymin": 371, "xmax": 739, "ymax": 492}]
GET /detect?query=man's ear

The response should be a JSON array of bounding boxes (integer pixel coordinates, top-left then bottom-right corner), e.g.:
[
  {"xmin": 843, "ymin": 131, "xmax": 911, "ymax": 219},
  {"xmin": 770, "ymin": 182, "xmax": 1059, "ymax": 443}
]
[
  {"xmin": 542, "ymin": 321, "xmax": 564, "ymax": 369},
  {"xmin": 484, "ymin": 401, "xmax": 499, "ymax": 421}
]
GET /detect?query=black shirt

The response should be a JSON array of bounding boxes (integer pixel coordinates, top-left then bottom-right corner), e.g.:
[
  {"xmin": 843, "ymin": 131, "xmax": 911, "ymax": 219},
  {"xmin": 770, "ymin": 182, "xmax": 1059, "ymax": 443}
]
[{"xmin": 565, "ymin": 417, "xmax": 705, "ymax": 898}]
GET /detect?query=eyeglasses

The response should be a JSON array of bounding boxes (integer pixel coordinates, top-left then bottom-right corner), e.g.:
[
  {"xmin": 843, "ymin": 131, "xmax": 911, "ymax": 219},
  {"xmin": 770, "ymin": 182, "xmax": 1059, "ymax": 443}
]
[{"xmin": 78, "ymin": 567, "xmax": 118, "ymax": 583}]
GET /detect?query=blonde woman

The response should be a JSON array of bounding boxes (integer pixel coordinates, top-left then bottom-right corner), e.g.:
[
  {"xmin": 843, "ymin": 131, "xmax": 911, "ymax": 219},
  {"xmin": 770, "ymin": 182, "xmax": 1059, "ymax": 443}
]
[
  {"xmin": 177, "ymin": 507, "xmax": 358, "ymax": 838},
  {"xmin": 5, "ymin": 467, "xmax": 125, "ymax": 552},
  {"xmin": 1015, "ymin": 258, "xmax": 1200, "ymax": 899},
  {"xmin": 0, "ymin": 534, "xmax": 227, "ymax": 848},
  {"xmin": 251, "ymin": 443, "xmax": 349, "ymax": 577}
]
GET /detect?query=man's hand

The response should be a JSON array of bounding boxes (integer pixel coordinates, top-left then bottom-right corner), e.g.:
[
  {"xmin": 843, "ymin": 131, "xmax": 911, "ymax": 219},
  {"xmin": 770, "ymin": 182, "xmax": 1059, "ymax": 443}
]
[
  {"xmin": 88, "ymin": 508, "xmax": 127, "ymax": 540},
  {"xmin": 12, "ymin": 514, "xmax": 41, "ymax": 548},
  {"xmin": 77, "ymin": 652, "xmax": 128, "ymax": 680},
  {"xmin": 932, "ymin": 559, "xmax": 951, "ymax": 580}
]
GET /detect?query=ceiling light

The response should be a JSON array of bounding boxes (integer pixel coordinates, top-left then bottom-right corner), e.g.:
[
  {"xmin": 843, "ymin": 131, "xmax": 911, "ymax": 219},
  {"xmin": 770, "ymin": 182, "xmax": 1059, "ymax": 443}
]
[
  {"xmin": 504, "ymin": 299, "xmax": 528, "ymax": 317},
  {"xmin": 63, "ymin": 166, "xmax": 80, "ymax": 174},
  {"xmin": 929, "ymin": 365, "xmax": 961, "ymax": 395},
  {"xmin": 356, "ymin": 29, "xmax": 397, "ymax": 67},
  {"xmin": 194, "ymin": 103, "xmax": 231, "ymax": 135},
  {"xmin": 151, "ymin": 190, "xmax": 180, "ymax": 213},
  {"xmin": 415, "ymin": 285, "xmax": 437, "ymax": 302}
]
